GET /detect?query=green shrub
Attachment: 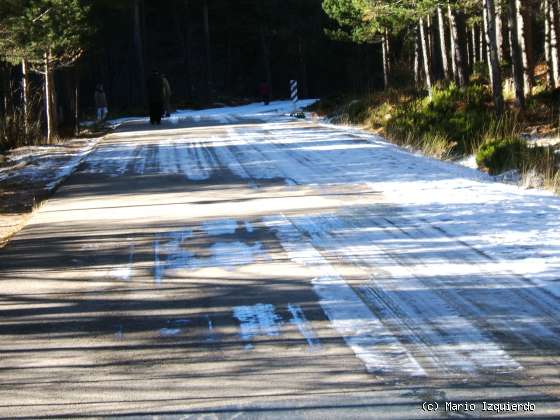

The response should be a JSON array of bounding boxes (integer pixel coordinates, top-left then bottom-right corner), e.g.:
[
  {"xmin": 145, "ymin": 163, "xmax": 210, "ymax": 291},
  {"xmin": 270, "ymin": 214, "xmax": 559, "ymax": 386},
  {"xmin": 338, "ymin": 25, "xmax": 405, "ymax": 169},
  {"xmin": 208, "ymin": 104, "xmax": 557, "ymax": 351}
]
[
  {"xmin": 328, "ymin": 98, "xmax": 373, "ymax": 125},
  {"xmin": 476, "ymin": 137, "xmax": 526, "ymax": 175},
  {"xmin": 384, "ymin": 84, "xmax": 493, "ymax": 156}
]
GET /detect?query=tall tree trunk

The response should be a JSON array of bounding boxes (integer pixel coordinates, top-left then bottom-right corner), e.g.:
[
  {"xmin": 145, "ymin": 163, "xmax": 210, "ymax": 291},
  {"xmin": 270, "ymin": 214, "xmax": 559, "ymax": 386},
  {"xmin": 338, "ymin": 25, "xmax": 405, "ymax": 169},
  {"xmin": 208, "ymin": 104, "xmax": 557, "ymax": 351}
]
[
  {"xmin": 448, "ymin": 4, "xmax": 457, "ymax": 78},
  {"xmin": 21, "ymin": 58, "xmax": 30, "ymax": 136},
  {"xmin": 0, "ymin": 65, "xmax": 8, "ymax": 117},
  {"xmin": 467, "ymin": 23, "xmax": 474, "ymax": 69},
  {"xmin": 473, "ymin": 24, "xmax": 481, "ymax": 63},
  {"xmin": 381, "ymin": 32, "xmax": 389, "ymax": 88},
  {"xmin": 132, "ymin": 0, "xmax": 146, "ymax": 104},
  {"xmin": 508, "ymin": 0, "xmax": 526, "ymax": 106},
  {"xmin": 484, "ymin": 0, "xmax": 505, "ymax": 114},
  {"xmin": 419, "ymin": 18, "xmax": 433, "ymax": 94},
  {"xmin": 298, "ymin": 36, "xmax": 308, "ymax": 97},
  {"xmin": 139, "ymin": 0, "xmax": 150, "ymax": 80},
  {"xmin": 481, "ymin": 7, "xmax": 487, "ymax": 62},
  {"xmin": 183, "ymin": 0, "xmax": 194, "ymax": 99},
  {"xmin": 414, "ymin": 26, "xmax": 422, "ymax": 86},
  {"xmin": 449, "ymin": 3, "xmax": 469, "ymax": 86},
  {"xmin": 496, "ymin": 0, "xmax": 504, "ymax": 61},
  {"xmin": 516, "ymin": 0, "xmax": 532, "ymax": 94},
  {"xmin": 550, "ymin": 0, "xmax": 560, "ymax": 87},
  {"xmin": 74, "ymin": 67, "xmax": 80, "ymax": 137},
  {"xmin": 426, "ymin": 16, "xmax": 433, "ymax": 61},
  {"xmin": 429, "ymin": 16, "xmax": 442, "ymax": 79},
  {"xmin": 545, "ymin": 0, "xmax": 555, "ymax": 88},
  {"xmin": 384, "ymin": 29, "xmax": 391, "ymax": 73},
  {"xmin": 437, "ymin": 6, "xmax": 451, "ymax": 79},
  {"xmin": 259, "ymin": 24, "xmax": 272, "ymax": 95},
  {"xmin": 44, "ymin": 51, "xmax": 57, "ymax": 143},
  {"xmin": 203, "ymin": 0, "xmax": 212, "ymax": 101}
]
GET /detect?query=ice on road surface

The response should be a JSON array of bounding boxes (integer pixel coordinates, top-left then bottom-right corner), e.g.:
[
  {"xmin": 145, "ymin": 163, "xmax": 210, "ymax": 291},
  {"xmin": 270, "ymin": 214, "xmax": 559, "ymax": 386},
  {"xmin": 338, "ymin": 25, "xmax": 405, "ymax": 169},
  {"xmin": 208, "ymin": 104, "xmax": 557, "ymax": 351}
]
[{"xmin": 1, "ymin": 100, "xmax": 559, "ymax": 418}]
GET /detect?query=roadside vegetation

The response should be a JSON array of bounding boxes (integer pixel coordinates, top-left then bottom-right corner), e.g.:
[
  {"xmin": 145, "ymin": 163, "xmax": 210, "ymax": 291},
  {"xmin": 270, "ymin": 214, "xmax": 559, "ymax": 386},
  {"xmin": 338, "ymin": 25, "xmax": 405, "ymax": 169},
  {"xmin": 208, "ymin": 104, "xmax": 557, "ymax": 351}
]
[
  {"xmin": 316, "ymin": 0, "xmax": 560, "ymax": 194},
  {"xmin": 309, "ymin": 80, "xmax": 560, "ymax": 193}
]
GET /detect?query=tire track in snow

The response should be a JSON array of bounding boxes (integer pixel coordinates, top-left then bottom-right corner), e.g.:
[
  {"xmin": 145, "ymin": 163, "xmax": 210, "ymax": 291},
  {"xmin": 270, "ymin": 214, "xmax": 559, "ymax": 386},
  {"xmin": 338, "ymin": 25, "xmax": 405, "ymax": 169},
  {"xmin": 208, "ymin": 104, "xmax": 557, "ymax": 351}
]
[
  {"xmin": 226, "ymin": 127, "xmax": 320, "ymax": 184},
  {"xmin": 141, "ymin": 143, "xmax": 160, "ymax": 174},
  {"xmin": 82, "ymin": 142, "xmax": 141, "ymax": 176},
  {"xmin": 286, "ymin": 212, "xmax": 521, "ymax": 375},
  {"xmin": 265, "ymin": 215, "xmax": 427, "ymax": 377},
  {"xmin": 157, "ymin": 140, "xmax": 180, "ymax": 174},
  {"xmin": 183, "ymin": 140, "xmax": 212, "ymax": 180},
  {"xmin": 417, "ymin": 217, "xmax": 560, "ymax": 323},
  {"xmin": 209, "ymin": 135, "xmax": 253, "ymax": 181},
  {"xmin": 224, "ymin": 128, "xmax": 286, "ymax": 181},
  {"xmin": 366, "ymin": 213, "xmax": 560, "ymax": 352}
]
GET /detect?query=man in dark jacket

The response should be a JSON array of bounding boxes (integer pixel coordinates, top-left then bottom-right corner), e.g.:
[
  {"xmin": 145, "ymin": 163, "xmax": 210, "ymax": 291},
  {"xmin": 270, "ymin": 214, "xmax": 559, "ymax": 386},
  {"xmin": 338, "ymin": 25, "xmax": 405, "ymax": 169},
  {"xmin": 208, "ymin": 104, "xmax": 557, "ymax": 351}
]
[
  {"xmin": 258, "ymin": 81, "xmax": 270, "ymax": 105},
  {"xmin": 147, "ymin": 70, "xmax": 165, "ymax": 125}
]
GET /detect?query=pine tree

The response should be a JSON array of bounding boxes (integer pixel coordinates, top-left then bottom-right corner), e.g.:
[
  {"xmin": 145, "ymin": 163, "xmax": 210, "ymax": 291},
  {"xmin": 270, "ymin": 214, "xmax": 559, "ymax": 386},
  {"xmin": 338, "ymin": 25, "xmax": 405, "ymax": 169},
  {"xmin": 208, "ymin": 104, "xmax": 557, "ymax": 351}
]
[
  {"xmin": 484, "ymin": 0, "xmax": 504, "ymax": 113},
  {"xmin": 0, "ymin": 0, "xmax": 91, "ymax": 142},
  {"xmin": 322, "ymin": 0, "xmax": 414, "ymax": 90},
  {"xmin": 508, "ymin": 0, "xmax": 525, "ymax": 107}
]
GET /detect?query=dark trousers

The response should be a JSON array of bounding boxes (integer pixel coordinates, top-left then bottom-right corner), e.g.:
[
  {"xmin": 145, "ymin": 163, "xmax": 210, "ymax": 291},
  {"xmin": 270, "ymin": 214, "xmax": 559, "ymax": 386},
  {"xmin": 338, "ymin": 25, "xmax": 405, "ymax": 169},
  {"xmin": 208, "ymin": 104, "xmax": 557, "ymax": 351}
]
[{"xmin": 149, "ymin": 101, "xmax": 163, "ymax": 125}]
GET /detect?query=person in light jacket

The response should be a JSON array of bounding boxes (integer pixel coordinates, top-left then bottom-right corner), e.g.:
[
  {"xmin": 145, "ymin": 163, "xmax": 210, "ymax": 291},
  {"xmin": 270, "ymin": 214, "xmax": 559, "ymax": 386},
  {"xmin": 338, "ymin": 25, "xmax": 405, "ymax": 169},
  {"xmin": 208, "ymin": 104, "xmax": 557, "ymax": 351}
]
[
  {"xmin": 94, "ymin": 84, "xmax": 108, "ymax": 122},
  {"xmin": 162, "ymin": 74, "xmax": 172, "ymax": 118}
]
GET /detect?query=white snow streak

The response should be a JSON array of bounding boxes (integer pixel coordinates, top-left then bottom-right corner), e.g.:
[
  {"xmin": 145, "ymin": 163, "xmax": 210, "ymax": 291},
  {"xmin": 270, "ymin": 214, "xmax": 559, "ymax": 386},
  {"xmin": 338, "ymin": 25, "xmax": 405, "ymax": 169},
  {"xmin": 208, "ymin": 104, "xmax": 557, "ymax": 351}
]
[
  {"xmin": 233, "ymin": 303, "xmax": 282, "ymax": 350},
  {"xmin": 110, "ymin": 244, "xmax": 134, "ymax": 281},
  {"xmin": 202, "ymin": 219, "xmax": 237, "ymax": 236},
  {"xmin": 153, "ymin": 239, "xmax": 162, "ymax": 285},
  {"xmin": 160, "ymin": 328, "xmax": 182, "ymax": 337},
  {"xmin": 287, "ymin": 304, "xmax": 320, "ymax": 350}
]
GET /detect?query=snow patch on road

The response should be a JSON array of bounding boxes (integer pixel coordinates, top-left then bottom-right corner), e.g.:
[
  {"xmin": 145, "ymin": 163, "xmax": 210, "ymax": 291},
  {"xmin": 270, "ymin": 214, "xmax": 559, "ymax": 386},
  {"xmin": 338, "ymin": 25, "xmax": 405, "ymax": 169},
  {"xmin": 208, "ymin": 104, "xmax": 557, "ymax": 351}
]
[
  {"xmin": 171, "ymin": 100, "xmax": 317, "ymax": 124},
  {"xmin": 110, "ymin": 266, "xmax": 132, "ymax": 281},
  {"xmin": 152, "ymin": 225, "xmax": 268, "ymax": 281},
  {"xmin": 159, "ymin": 328, "xmax": 182, "ymax": 337},
  {"xmin": 110, "ymin": 244, "xmax": 135, "ymax": 281},
  {"xmin": 233, "ymin": 303, "xmax": 282, "ymax": 350},
  {"xmin": 202, "ymin": 242, "xmax": 265, "ymax": 268}
]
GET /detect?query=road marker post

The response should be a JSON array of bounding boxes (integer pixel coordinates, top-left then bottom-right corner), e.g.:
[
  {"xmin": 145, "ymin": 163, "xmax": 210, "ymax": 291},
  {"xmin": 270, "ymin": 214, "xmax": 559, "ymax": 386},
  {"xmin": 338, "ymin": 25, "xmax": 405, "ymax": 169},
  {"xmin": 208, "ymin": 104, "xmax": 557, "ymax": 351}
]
[
  {"xmin": 290, "ymin": 79, "xmax": 299, "ymax": 111},
  {"xmin": 290, "ymin": 79, "xmax": 305, "ymax": 118}
]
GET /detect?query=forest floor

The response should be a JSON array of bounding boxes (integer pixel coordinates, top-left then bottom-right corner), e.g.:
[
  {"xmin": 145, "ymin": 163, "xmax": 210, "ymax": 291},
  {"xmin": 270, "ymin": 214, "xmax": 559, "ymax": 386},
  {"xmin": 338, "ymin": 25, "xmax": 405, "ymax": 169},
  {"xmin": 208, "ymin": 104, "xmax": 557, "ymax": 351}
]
[{"xmin": 0, "ymin": 101, "xmax": 559, "ymax": 417}]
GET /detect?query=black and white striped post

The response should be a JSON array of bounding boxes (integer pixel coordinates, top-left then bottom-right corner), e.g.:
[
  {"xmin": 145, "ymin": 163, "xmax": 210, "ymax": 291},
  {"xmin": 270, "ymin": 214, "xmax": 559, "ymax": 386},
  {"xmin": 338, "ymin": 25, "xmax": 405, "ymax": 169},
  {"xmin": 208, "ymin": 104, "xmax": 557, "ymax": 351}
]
[{"xmin": 290, "ymin": 79, "xmax": 298, "ymax": 110}]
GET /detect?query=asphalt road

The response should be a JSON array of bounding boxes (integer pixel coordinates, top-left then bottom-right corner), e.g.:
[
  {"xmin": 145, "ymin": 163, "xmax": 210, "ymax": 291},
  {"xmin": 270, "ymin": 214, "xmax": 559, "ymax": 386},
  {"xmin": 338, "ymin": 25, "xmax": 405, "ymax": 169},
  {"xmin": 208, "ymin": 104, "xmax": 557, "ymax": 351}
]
[{"xmin": 1, "ymin": 114, "xmax": 559, "ymax": 419}]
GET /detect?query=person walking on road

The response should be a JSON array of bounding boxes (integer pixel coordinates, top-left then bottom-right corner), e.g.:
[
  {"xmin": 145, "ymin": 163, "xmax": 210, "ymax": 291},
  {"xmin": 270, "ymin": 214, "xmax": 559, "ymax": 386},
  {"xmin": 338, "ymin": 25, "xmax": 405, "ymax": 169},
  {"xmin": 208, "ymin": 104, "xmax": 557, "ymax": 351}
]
[
  {"xmin": 147, "ymin": 70, "xmax": 165, "ymax": 125},
  {"xmin": 258, "ymin": 81, "xmax": 270, "ymax": 105},
  {"xmin": 162, "ymin": 74, "xmax": 172, "ymax": 118},
  {"xmin": 94, "ymin": 84, "xmax": 108, "ymax": 122}
]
